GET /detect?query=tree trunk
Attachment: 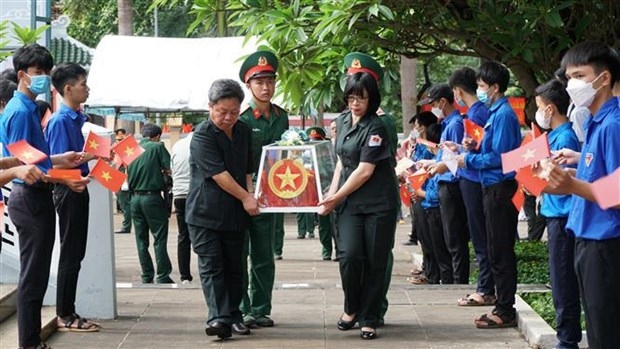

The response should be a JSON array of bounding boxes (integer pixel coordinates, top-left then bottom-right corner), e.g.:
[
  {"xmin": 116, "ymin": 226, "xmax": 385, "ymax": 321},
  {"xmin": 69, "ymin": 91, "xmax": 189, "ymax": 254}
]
[
  {"xmin": 117, "ymin": 0, "xmax": 135, "ymax": 134},
  {"xmin": 399, "ymin": 56, "xmax": 417, "ymax": 133},
  {"xmin": 216, "ymin": 0, "xmax": 227, "ymax": 37}
]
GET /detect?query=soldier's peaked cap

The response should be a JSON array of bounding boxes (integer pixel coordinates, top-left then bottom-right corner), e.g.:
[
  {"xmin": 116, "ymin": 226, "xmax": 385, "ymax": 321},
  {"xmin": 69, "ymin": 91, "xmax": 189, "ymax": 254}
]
[
  {"xmin": 344, "ymin": 52, "xmax": 384, "ymax": 81},
  {"xmin": 239, "ymin": 50, "xmax": 278, "ymax": 83}
]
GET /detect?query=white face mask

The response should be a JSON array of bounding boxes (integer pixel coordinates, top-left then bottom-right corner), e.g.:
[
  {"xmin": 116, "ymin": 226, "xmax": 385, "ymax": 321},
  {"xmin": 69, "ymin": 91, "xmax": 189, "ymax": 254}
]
[
  {"xmin": 431, "ymin": 106, "xmax": 444, "ymax": 119},
  {"xmin": 565, "ymin": 74, "xmax": 603, "ymax": 108},
  {"xmin": 410, "ymin": 129, "xmax": 419, "ymax": 139},
  {"xmin": 535, "ymin": 107, "xmax": 551, "ymax": 129}
]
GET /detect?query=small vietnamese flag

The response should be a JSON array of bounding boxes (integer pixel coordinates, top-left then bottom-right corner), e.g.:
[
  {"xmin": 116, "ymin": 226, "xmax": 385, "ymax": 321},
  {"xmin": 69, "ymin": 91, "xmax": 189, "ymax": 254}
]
[
  {"xmin": 48, "ymin": 168, "xmax": 82, "ymax": 181},
  {"xmin": 515, "ymin": 166, "xmax": 547, "ymax": 196},
  {"xmin": 112, "ymin": 134, "xmax": 144, "ymax": 166},
  {"xmin": 83, "ymin": 131, "xmax": 112, "ymax": 158},
  {"xmin": 464, "ymin": 119, "xmax": 484, "ymax": 149},
  {"xmin": 531, "ymin": 122, "xmax": 542, "ymax": 139},
  {"xmin": 90, "ymin": 158, "xmax": 126, "ymax": 192},
  {"xmin": 501, "ymin": 133, "xmax": 550, "ymax": 174},
  {"xmin": 7, "ymin": 140, "xmax": 48, "ymax": 164},
  {"xmin": 591, "ymin": 167, "xmax": 620, "ymax": 210},
  {"xmin": 512, "ymin": 188, "xmax": 525, "ymax": 211},
  {"xmin": 408, "ymin": 169, "xmax": 429, "ymax": 191},
  {"xmin": 399, "ymin": 184, "xmax": 411, "ymax": 207},
  {"xmin": 416, "ymin": 138, "xmax": 439, "ymax": 149}
]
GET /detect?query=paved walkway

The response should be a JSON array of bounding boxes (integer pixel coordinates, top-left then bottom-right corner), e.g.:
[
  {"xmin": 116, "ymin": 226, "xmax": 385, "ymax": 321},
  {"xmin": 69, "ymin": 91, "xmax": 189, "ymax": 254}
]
[{"xmin": 43, "ymin": 213, "xmax": 530, "ymax": 348}]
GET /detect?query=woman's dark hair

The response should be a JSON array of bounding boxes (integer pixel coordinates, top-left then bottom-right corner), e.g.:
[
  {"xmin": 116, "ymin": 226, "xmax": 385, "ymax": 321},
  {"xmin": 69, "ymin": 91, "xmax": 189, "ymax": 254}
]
[
  {"xmin": 426, "ymin": 123, "xmax": 442, "ymax": 144},
  {"xmin": 343, "ymin": 72, "xmax": 381, "ymax": 116}
]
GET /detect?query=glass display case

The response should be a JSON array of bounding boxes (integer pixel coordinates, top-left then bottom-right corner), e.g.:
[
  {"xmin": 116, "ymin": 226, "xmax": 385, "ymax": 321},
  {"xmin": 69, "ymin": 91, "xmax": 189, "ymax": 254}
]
[{"xmin": 255, "ymin": 140, "xmax": 336, "ymax": 212}]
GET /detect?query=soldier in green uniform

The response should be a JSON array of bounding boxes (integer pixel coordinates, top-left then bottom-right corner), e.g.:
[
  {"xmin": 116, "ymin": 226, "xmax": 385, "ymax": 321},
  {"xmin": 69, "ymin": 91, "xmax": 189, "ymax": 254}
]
[
  {"xmin": 319, "ymin": 53, "xmax": 398, "ymax": 340},
  {"xmin": 238, "ymin": 50, "xmax": 289, "ymax": 327},
  {"xmin": 344, "ymin": 58, "xmax": 399, "ymax": 327},
  {"xmin": 127, "ymin": 124, "xmax": 174, "ymax": 284}
]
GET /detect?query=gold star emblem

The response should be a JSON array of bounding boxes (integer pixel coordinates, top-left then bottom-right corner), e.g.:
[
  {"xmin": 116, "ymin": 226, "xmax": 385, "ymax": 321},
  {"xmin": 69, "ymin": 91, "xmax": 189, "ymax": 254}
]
[
  {"xmin": 276, "ymin": 166, "xmax": 301, "ymax": 190},
  {"xmin": 101, "ymin": 171, "xmax": 112, "ymax": 182},
  {"xmin": 22, "ymin": 151, "xmax": 34, "ymax": 159},
  {"xmin": 474, "ymin": 129, "xmax": 481, "ymax": 138},
  {"xmin": 124, "ymin": 146, "xmax": 134, "ymax": 157},
  {"xmin": 88, "ymin": 139, "xmax": 99, "ymax": 149},
  {"xmin": 351, "ymin": 58, "xmax": 362, "ymax": 68},
  {"xmin": 521, "ymin": 149, "xmax": 536, "ymax": 161}
]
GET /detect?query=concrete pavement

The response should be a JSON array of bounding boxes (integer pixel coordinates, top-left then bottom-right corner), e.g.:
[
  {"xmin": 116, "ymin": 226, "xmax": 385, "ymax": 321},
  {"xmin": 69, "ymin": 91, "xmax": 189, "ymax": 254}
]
[{"xmin": 42, "ymin": 213, "xmax": 532, "ymax": 348}]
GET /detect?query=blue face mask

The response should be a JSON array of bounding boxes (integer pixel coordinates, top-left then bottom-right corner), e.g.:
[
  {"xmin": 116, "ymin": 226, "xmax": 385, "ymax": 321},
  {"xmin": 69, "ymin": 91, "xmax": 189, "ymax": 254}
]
[
  {"xmin": 476, "ymin": 88, "xmax": 490, "ymax": 105},
  {"xmin": 26, "ymin": 74, "xmax": 51, "ymax": 95},
  {"xmin": 456, "ymin": 98, "xmax": 467, "ymax": 107}
]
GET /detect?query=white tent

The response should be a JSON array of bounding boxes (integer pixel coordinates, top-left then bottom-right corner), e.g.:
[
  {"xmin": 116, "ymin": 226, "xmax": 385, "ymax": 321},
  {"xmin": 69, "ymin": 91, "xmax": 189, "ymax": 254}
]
[{"xmin": 86, "ymin": 35, "xmax": 261, "ymax": 111}]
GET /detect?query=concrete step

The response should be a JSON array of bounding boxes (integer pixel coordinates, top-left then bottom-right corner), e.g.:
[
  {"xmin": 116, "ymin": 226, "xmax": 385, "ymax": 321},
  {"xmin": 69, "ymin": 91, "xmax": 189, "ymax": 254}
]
[
  {"xmin": 0, "ymin": 283, "xmax": 18, "ymax": 323},
  {"xmin": 0, "ymin": 304, "xmax": 57, "ymax": 349}
]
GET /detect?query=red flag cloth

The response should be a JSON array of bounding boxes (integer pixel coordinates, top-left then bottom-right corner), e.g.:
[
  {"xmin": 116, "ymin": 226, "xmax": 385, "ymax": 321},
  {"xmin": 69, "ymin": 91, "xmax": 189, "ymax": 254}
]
[
  {"xmin": 591, "ymin": 167, "xmax": 620, "ymax": 210},
  {"xmin": 83, "ymin": 131, "xmax": 112, "ymax": 158},
  {"xmin": 90, "ymin": 159, "xmax": 126, "ymax": 192},
  {"xmin": 512, "ymin": 188, "xmax": 525, "ymax": 211},
  {"xmin": 112, "ymin": 134, "xmax": 144, "ymax": 166},
  {"xmin": 256, "ymin": 159, "xmax": 320, "ymax": 209},
  {"xmin": 7, "ymin": 140, "xmax": 48, "ymax": 164},
  {"xmin": 531, "ymin": 122, "xmax": 542, "ymax": 139},
  {"xmin": 407, "ymin": 169, "xmax": 429, "ymax": 191},
  {"xmin": 47, "ymin": 169, "xmax": 82, "ymax": 181},
  {"xmin": 113, "ymin": 153, "xmax": 124, "ymax": 170},
  {"xmin": 515, "ymin": 166, "xmax": 548, "ymax": 196},
  {"xmin": 501, "ymin": 133, "xmax": 550, "ymax": 174},
  {"xmin": 399, "ymin": 184, "xmax": 411, "ymax": 207},
  {"xmin": 464, "ymin": 119, "xmax": 484, "ymax": 149},
  {"xmin": 40, "ymin": 108, "xmax": 51, "ymax": 129},
  {"xmin": 416, "ymin": 138, "xmax": 439, "ymax": 149}
]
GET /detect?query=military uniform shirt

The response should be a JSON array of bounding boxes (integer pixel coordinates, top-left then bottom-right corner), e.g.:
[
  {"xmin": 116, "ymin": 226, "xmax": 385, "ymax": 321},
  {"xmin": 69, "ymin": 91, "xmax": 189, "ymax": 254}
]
[
  {"xmin": 335, "ymin": 112, "xmax": 398, "ymax": 214},
  {"xmin": 127, "ymin": 139, "xmax": 170, "ymax": 191},
  {"xmin": 239, "ymin": 100, "xmax": 289, "ymax": 173}
]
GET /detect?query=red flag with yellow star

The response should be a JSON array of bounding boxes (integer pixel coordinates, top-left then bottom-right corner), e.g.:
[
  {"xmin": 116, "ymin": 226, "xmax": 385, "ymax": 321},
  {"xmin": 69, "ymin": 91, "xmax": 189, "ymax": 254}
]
[
  {"xmin": 464, "ymin": 119, "xmax": 484, "ymax": 150},
  {"xmin": 501, "ymin": 133, "xmax": 550, "ymax": 174},
  {"xmin": 258, "ymin": 158, "xmax": 317, "ymax": 208},
  {"xmin": 7, "ymin": 140, "xmax": 48, "ymax": 164},
  {"xmin": 111, "ymin": 134, "xmax": 144, "ymax": 166},
  {"xmin": 48, "ymin": 168, "xmax": 82, "ymax": 181},
  {"xmin": 83, "ymin": 131, "xmax": 112, "ymax": 158},
  {"xmin": 407, "ymin": 168, "xmax": 429, "ymax": 191},
  {"xmin": 90, "ymin": 158, "xmax": 126, "ymax": 192}
]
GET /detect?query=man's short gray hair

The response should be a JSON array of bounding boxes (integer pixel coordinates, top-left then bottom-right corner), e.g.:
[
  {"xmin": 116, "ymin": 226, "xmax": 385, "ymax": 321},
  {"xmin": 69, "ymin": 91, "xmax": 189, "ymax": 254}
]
[{"xmin": 208, "ymin": 79, "xmax": 245, "ymax": 105}]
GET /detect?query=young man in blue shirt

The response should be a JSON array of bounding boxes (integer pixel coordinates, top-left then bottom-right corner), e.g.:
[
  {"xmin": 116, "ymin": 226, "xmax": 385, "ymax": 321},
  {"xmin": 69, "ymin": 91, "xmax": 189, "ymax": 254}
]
[
  {"xmin": 421, "ymin": 84, "xmax": 469, "ymax": 284},
  {"xmin": 534, "ymin": 79, "xmax": 581, "ymax": 349},
  {"xmin": 448, "ymin": 67, "xmax": 495, "ymax": 307},
  {"xmin": 0, "ymin": 44, "xmax": 89, "ymax": 349},
  {"xmin": 546, "ymin": 41, "xmax": 620, "ymax": 349},
  {"xmin": 45, "ymin": 62, "xmax": 100, "ymax": 332},
  {"xmin": 456, "ymin": 61, "xmax": 522, "ymax": 329}
]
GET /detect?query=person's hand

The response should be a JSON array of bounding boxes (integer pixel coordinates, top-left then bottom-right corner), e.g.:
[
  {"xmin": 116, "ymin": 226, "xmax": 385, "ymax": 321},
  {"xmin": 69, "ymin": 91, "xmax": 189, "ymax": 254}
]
[
  {"xmin": 442, "ymin": 141, "xmax": 460, "ymax": 153},
  {"xmin": 428, "ymin": 162, "xmax": 448, "ymax": 176},
  {"xmin": 63, "ymin": 176, "xmax": 91, "ymax": 193},
  {"xmin": 462, "ymin": 137, "xmax": 477, "ymax": 152},
  {"xmin": 552, "ymin": 148, "xmax": 580, "ymax": 166},
  {"xmin": 456, "ymin": 154, "xmax": 466, "ymax": 168},
  {"xmin": 11, "ymin": 165, "xmax": 45, "ymax": 185},
  {"xmin": 545, "ymin": 162, "xmax": 576, "ymax": 192},
  {"xmin": 56, "ymin": 151, "xmax": 84, "ymax": 168},
  {"xmin": 242, "ymin": 194, "xmax": 259, "ymax": 216},
  {"xmin": 318, "ymin": 194, "xmax": 340, "ymax": 216}
]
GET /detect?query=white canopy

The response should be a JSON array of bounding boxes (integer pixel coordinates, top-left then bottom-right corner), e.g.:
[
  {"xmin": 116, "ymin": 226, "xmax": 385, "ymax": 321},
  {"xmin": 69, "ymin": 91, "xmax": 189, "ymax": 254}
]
[{"xmin": 86, "ymin": 35, "xmax": 260, "ymax": 111}]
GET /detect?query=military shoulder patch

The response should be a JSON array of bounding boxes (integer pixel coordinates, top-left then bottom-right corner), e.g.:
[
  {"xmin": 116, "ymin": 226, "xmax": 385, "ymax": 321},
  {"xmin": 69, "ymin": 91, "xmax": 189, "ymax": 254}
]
[{"xmin": 369, "ymin": 134, "xmax": 383, "ymax": 147}]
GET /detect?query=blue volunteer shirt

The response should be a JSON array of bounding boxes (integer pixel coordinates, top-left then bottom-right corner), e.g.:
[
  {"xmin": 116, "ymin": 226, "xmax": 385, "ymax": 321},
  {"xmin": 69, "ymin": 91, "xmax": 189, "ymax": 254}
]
[
  {"xmin": 566, "ymin": 97, "xmax": 620, "ymax": 240},
  {"xmin": 460, "ymin": 101, "xmax": 490, "ymax": 183},
  {"xmin": 464, "ymin": 96, "xmax": 521, "ymax": 187},
  {"xmin": 436, "ymin": 110, "xmax": 464, "ymax": 183},
  {"xmin": 45, "ymin": 104, "xmax": 89, "ymax": 176},
  {"xmin": 412, "ymin": 143, "xmax": 435, "ymax": 162},
  {"xmin": 0, "ymin": 91, "xmax": 53, "ymax": 183},
  {"xmin": 421, "ymin": 174, "xmax": 440, "ymax": 209},
  {"xmin": 540, "ymin": 122, "xmax": 580, "ymax": 218}
]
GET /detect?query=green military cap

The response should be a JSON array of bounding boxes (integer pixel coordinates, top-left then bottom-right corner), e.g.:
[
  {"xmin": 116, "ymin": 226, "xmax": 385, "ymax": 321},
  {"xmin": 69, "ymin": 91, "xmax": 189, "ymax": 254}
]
[
  {"xmin": 305, "ymin": 127, "xmax": 326, "ymax": 140},
  {"xmin": 239, "ymin": 50, "xmax": 278, "ymax": 83},
  {"xmin": 344, "ymin": 52, "xmax": 384, "ymax": 81}
]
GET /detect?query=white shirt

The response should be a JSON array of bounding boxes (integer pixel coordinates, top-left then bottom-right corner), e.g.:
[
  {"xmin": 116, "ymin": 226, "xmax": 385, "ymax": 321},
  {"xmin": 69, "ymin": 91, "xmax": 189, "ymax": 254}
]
[
  {"xmin": 568, "ymin": 104, "xmax": 588, "ymax": 143},
  {"xmin": 171, "ymin": 133, "xmax": 193, "ymax": 197}
]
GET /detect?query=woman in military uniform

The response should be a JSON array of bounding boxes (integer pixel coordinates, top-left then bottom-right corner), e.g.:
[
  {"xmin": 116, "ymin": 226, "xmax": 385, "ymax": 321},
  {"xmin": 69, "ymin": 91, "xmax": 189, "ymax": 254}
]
[{"xmin": 318, "ymin": 52, "xmax": 398, "ymax": 340}]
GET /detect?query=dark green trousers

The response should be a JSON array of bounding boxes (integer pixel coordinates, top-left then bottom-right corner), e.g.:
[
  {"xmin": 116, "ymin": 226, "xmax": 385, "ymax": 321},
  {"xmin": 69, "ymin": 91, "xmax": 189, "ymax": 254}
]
[
  {"xmin": 336, "ymin": 208, "xmax": 397, "ymax": 328},
  {"xmin": 241, "ymin": 213, "xmax": 276, "ymax": 316},
  {"xmin": 296, "ymin": 213, "xmax": 314, "ymax": 237},
  {"xmin": 117, "ymin": 190, "xmax": 132, "ymax": 232},
  {"xmin": 131, "ymin": 193, "xmax": 172, "ymax": 283},
  {"xmin": 318, "ymin": 213, "xmax": 334, "ymax": 259},
  {"xmin": 273, "ymin": 213, "xmax": 285, "ymax": 256}
]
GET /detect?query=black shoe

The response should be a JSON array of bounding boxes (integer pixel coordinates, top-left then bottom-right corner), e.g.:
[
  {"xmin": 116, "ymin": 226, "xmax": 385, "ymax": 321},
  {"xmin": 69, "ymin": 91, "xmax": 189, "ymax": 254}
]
[
  {"xmin": 360, "ymin": 328, "xmax": 377, "ymax": 340},
  {"xmin": 114, "ymin": 229, "xmax": 130, "ymax": 234},
  {"xmin": 402, "ymin": 240, "xmax": 417, "ymax": 246},
  {"xmin": 157, "ymin": 277, "xmax": 175, "ymax": 284},
  {"xmin": 205, "ymin": 322, "xmax": 232, "ymax": 338},
  {"xmin": 297, "ymin": 235, "xmax": 305, "ymax": 239},
  {"xmin": 231, "ymin": 322, "xmax": 251, "ymax": 335},
  {"xmin": 322, "ymin": 256, "xmax": 331, "ymax": 260},
  {"xmin": 337, "ymin": 314, "xmax": 358, "ymax": 331}
]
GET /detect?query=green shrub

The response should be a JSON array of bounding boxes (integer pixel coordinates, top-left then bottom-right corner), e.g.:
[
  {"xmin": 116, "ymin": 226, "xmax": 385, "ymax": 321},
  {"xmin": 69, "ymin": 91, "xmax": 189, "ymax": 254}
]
[{"xmin": 520, "ymin": 292, "xmax": 586, "ymax": 330}]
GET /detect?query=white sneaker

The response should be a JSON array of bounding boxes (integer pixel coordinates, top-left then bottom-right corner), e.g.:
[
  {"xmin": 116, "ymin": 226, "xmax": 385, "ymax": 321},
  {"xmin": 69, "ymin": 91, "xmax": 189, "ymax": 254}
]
[{"xmin": 181, "ymin": 280, "xmax": 192, "ymax": 285}]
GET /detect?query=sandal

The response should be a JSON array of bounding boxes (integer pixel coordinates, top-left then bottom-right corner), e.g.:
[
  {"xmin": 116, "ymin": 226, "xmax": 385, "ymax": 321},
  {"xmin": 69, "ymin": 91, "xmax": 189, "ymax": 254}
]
[
  {"xmin": 410, "ymin": 268, "xmax": 423, "ymax": 276},
  {"xmin": 474, "ymin": 310, "xmax": 516, "ymax": 329},
  {"xmin": 407, "ymin": 275, "xmax": 428, "ymax": 285},
  {"xmin": 57, "ymin": 314, "xmax": 100, "ymax": 332},
  {"xmin": 457, "ymin": 293, "xmax": 497, "ymax": 306}
]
